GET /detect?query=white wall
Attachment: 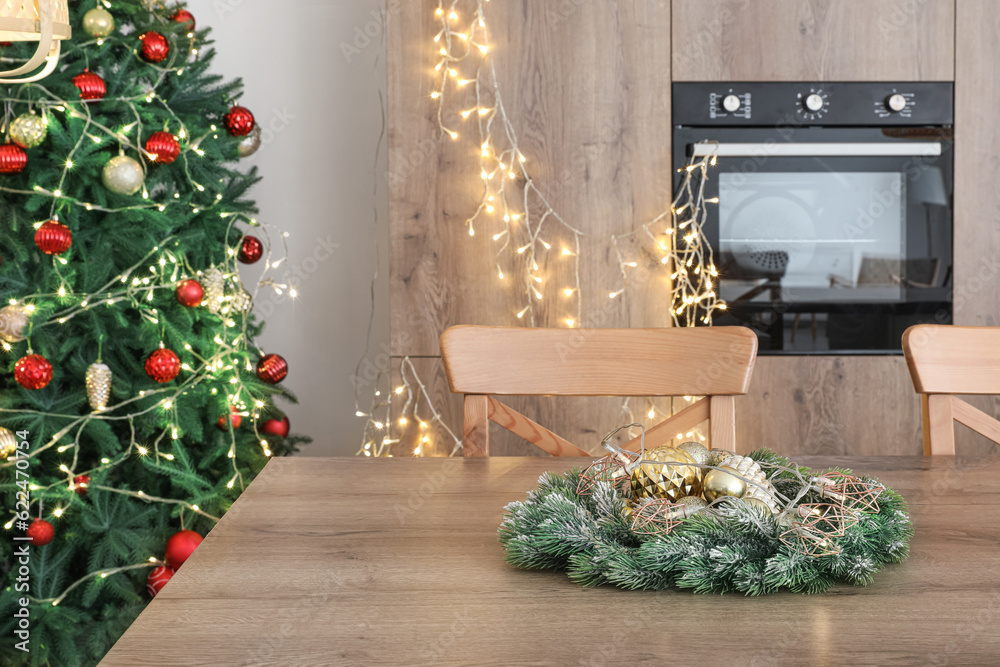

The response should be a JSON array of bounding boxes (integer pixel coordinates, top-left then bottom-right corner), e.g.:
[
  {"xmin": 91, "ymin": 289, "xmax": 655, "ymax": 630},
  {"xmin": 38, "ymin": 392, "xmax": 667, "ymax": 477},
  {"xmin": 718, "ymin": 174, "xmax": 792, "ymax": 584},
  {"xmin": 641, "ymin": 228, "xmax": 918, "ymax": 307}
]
[{"xmin": 186, "ymin": 0, "xmax": 389, "ymax": 456}]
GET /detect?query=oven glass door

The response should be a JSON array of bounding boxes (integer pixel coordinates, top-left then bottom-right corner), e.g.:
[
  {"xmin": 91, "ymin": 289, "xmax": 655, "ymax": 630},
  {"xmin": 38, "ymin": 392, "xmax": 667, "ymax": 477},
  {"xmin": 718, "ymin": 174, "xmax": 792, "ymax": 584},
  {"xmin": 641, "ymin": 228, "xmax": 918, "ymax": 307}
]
[{"xmin": 674, "ymin": 127, "xmax": 953, "ymax": 354}]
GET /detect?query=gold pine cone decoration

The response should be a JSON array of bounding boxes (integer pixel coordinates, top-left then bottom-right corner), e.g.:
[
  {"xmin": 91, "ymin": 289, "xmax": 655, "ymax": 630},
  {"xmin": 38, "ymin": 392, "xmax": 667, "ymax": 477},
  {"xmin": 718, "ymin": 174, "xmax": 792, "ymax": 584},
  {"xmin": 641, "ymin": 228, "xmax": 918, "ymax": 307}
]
[
  {"xmin": 720, "ymin": 454, "xmax": 780, "ymax": 513},
  {"xmin": 0, "ymin": 427, "xmax": 17, "ymax": 459},
  {"xmin": 630, "ymin": 446, "xmax": 701, "ymax": 501},
  {"xmin": 86, "ymin": 362, "xmax": 113, "ymax": 412}
]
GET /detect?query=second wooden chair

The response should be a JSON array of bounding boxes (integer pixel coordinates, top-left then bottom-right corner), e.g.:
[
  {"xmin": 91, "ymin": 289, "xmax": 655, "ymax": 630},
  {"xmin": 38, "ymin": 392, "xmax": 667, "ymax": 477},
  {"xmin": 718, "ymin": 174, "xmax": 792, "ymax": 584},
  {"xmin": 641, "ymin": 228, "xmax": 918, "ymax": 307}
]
[
  {"xmin": 439, "ymin": 325, "xmax": 758, "ymax": 457},
  {"xmin": 902, "ymin": 324, "xmax": 1000, "ymax": 455}
]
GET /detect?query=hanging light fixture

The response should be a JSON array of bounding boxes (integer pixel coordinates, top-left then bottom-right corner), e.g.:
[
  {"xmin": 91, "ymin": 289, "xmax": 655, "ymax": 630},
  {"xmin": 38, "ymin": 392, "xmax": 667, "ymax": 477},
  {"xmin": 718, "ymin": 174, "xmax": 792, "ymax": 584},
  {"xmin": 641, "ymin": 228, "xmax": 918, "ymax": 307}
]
[{"xmin": 0, "ymin": 0, "xmax": 71, "ymax": 84}]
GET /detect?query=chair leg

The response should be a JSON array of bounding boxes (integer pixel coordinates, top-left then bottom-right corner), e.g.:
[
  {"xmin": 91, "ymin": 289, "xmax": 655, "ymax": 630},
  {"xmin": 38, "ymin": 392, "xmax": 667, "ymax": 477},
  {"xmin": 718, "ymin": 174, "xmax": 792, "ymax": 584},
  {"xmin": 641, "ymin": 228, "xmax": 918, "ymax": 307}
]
[
  {"xmin": 463, "ymin": 394, "xmax": 490, "ymax": 457},
  {"xmin": 923, "ymin": 394, "xmax": 956, "ymax": 456},
  {"xmin": 708, "ymin": 395, "xmax": 737, "ymax": 453}
]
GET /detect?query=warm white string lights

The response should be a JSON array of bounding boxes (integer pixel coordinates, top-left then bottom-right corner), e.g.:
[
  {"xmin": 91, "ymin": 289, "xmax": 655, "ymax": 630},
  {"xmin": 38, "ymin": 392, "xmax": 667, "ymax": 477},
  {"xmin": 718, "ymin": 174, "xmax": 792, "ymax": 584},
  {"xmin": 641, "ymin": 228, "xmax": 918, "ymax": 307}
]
[{"xmin": 358, "ymin": 0, "xmax": 723, "ymax": 457}]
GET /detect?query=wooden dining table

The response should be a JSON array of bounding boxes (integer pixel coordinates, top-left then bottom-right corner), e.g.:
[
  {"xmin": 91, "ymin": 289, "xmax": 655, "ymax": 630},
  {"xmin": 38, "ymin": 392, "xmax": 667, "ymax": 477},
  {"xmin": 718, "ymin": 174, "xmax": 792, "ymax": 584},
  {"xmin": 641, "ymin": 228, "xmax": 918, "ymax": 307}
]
[{"xmin": 101, "ymin": 454, "xmax": 1000, "ymax": 666}]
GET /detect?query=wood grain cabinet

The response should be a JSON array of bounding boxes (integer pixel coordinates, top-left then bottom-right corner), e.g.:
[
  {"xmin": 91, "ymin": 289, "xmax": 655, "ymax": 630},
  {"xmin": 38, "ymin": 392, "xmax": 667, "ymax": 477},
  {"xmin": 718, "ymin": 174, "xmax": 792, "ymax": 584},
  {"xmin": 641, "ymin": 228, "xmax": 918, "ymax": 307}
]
[
  {"xmin": 672, "ymin": 0, "xmax": 955, "ymax": 81},
  {"xmin": 387, "ymin": 1, "xmax": 1000, "ymax": 457}
]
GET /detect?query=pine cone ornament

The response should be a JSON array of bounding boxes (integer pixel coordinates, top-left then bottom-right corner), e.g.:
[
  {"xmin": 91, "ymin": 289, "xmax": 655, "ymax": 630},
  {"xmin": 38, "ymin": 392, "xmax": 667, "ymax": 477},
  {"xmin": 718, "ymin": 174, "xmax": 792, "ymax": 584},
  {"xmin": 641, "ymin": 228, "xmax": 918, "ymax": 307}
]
[
  {"xmin": 202, "ymin": 267, "xmax": 226, "ymax": 314},
  {"xmin": 708, "ymin": 454, "xmax": 780, "ymax": 513},
  {"xmin": 629, "ymin": 446, "xmax": 700, "ymax": 502},
  {"xmin": 86, "ymin": 362, "xmax": 113, "ymax": 411}
]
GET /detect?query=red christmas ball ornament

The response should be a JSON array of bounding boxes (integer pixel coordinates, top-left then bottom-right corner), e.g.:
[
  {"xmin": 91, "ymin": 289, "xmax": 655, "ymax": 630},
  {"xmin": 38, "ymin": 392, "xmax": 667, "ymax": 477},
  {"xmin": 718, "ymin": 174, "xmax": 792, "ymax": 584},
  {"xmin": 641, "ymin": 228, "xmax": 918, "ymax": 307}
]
[
  {"xmin": 146, "ymin": 565, "xmax": 175, "ymax": 597},
  {"xmin": 145, "ymin": 131, "xmax": 181, "ymax": 165},
  {"xmin": 256, "ymin": 354, "xmax": 288, "ymax": 384},
  {"xmin": 34, "ymin": 220, "xmax": 73, "ymax": 255},
  {"xmin": 138, "ymin": 31, "xmax": 170, "ymax": 63},
  {"xmin": 73, "ymin": 474, "xmax": 91, "ymax": 496},
  {"xmin": 261, "ymin": 416, "xmax": 291, "ymax": 438},
  {"xmin": 165, "ymin": 529, "xmax": 203, "ymax": 569},
  {"xmin": 0, "ymin": 143, "xmax": 27, "ymax": 174},
  {"xmin": 26, "ymin": 519, "xmax": 54, "ymax": 546},
  {"xmin": 224, "ymin": 106, "xmax": 255, "ymax": 137},
  {"xmin": 72, "ymin": 69, "xmax": 106, "ymax": 100},
  {"xmin": 172, "ymin": 9, "xmax": 196, "ymax": 31},
  {"xmin": 175, "ymin": 279, "xmax": 204, "ymax": 307},
  {"xmin": 14, "ymin": 354, "xmax": 53, "ymax": 390},
  {"xmin": 238, "ymin": 235, "xmax": 263, "ymax": 264},
  {"xmin": 145, "ymin": 348, "xmax": 180, "ymax": 383},
  {"xmin": 217, "ymin": 410, "xmax": 242, "ymax": 431}
]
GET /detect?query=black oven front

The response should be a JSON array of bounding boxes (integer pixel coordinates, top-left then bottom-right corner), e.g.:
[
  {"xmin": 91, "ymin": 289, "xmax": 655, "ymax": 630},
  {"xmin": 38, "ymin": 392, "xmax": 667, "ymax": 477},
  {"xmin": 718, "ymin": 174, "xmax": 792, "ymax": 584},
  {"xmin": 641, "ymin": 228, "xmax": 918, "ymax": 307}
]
[{"xmin": 673, "ymin": 82, "xmax": 953, "ymax": 354}]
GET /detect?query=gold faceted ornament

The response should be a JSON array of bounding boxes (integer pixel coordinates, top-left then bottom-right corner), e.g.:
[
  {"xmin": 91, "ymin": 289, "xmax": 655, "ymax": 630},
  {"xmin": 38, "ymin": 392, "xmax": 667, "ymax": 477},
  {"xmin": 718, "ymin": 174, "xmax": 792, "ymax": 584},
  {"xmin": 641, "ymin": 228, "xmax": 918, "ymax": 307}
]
[
  {"xmin": 702, "ymin": 465, "xmax": 747, "ymax": 502},
  {"xmin": 9, "ymin": 113, "xmax": 47, "ymax": 148},
  {"xmin": 0, "ymin": 304, "xmax": 29, "ymax": 343},
  {"xmin": 85, "ymin": 362, "xmax": 112, "ymax": 411},
  {"xmin": 0, "ymin": 426, "xmax": 17, "ymax": 459},
  {"xmin": 629, "ymin": 446, "xmax": 701, "ymax": 502}
]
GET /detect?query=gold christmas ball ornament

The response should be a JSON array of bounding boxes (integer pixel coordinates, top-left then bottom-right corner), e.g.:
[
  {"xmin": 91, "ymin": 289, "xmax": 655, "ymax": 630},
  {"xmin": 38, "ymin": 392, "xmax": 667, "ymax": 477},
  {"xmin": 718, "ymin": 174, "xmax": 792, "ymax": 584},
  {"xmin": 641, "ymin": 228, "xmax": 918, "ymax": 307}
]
[
  {"xmin": 743, "ymin": 497, "xmax": 774, "ymax": 515},
  {"xmin": 85, "ymin": 362, "xmax": 113, "ymax": 412},
  {"xmin": 703, "ymin": 465, "xmax": 747, "ymax": 502},
  {"xmin": 9, "ymin": 113, "xmax": 48, "ymax": 149},
  {"xmin": 0, "ymin": 305, "xmax": 29, "ymax": 343},
  {"xmin": 0, "ymin": 427, "xmax": 17, "ymax": 459},
  {"xmin": 678, "ymin": 441, "xmax": 711, "ymax": 467},
  {"xmin": 238, "ymin": 124, "xmax": 262, "ymax": 158},
  {"xmin": 83, "ymin": 8, "xmax": 115, "ymax": 38},
  {"xmin": 102, "ymin": 155, "xmax": 145, "ymax": 196},
  {"xmin": 630, "ymin": 446, "xmax": 700, "ymax": 502}
]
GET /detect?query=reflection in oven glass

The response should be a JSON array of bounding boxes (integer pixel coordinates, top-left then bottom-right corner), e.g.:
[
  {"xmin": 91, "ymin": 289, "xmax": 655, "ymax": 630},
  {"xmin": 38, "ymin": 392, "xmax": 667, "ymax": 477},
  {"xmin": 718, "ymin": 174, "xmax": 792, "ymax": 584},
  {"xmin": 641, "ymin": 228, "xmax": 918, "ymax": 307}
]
[{"xmin": 719, "ymin": 172, "xmax": 905, "ymax": 303}]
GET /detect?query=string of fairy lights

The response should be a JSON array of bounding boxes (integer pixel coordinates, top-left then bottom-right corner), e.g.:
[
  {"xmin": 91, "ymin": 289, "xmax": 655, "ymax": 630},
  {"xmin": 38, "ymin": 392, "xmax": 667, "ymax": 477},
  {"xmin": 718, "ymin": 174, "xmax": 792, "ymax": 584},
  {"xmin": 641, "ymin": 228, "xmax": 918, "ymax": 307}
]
[
  {"xmin": 356, "ymin": 0, "xmax": 724, "ymax": 457},
  {"xmin": 1, "ymin": 14, "xmax": 299, "ymax": 604}
]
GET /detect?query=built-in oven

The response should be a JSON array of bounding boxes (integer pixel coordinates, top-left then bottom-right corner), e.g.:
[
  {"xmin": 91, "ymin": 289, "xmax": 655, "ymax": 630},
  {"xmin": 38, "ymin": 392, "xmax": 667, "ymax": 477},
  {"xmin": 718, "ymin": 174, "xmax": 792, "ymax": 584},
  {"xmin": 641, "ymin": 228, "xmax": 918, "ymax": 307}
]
[{"xmin": 673, "ymin": 82, "xmax": 953, "ymax": 354}]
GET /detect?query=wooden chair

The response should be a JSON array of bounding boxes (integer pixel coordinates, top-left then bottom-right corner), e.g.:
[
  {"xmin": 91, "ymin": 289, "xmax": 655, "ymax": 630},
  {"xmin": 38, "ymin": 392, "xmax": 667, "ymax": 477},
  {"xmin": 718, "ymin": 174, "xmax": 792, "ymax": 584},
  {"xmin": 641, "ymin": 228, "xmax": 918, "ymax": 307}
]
[
  {"xmin": 902, "ymin": 324, "xmax": 1000, "ymax": 455},
  {"xmin": 439, "ymin": 326, "xmax": 759, "ymax": 457}
]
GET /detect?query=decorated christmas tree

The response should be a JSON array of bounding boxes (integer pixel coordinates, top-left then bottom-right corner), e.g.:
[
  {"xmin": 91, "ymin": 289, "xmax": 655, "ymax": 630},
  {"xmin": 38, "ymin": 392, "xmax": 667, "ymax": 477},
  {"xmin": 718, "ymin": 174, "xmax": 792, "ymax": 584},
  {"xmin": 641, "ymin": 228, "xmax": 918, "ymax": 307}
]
[{"xmin": 0, "ymin": 3, "xmax": 306, "ymax": 664}]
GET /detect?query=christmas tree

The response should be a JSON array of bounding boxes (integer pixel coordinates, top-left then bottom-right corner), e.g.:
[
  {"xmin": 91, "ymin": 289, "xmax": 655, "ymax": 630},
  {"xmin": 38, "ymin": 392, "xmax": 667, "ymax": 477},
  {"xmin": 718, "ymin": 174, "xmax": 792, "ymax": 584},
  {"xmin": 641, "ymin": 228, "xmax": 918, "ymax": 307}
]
[{"xmin": 0, "ymin": 3, "xmax": 306, "ymax": 664}]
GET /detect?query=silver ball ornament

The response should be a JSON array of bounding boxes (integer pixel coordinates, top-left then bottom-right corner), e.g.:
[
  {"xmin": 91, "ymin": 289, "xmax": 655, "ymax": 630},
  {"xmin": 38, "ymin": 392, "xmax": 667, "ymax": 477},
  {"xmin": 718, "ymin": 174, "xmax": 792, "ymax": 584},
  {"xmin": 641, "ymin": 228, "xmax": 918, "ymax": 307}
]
[
  {"xmin": 238, "ymin": 124, "xmax": 262, "ymax": 158},
  {"xmin": 0, "ymin": 305, "xmax": 29, "ymax": 343},
  {"xmin": 83, "ymin": 8, "xmax": 115, "ymax": 38},
  {"xmin": 102, "ymin": 155, "xmax": 145, "ymax": 195},
  {"xmin": 9, "ymin": 113, "xmax": 47, "ymax": 149}
]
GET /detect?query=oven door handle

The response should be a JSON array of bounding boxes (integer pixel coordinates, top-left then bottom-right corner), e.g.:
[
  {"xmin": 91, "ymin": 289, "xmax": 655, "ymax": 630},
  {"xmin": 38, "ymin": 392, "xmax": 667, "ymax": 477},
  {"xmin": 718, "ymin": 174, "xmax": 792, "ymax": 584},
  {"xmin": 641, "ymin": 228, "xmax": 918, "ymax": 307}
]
[{"xmin": 690, "ymin": 142, "xmax": 943, "ymax": 157}]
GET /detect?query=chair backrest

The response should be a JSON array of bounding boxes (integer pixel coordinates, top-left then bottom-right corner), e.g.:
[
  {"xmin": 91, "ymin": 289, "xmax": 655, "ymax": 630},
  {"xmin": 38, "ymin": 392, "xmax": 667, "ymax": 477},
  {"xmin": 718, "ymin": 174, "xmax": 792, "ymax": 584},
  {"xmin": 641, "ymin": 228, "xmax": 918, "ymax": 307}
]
[
  {"xmin": 440, "ymin": 326, "xmax": 758, "ymax": 457},
  {"xmin": 902, "ymin": 324, "xmax": 1000, "ymax": 455}
]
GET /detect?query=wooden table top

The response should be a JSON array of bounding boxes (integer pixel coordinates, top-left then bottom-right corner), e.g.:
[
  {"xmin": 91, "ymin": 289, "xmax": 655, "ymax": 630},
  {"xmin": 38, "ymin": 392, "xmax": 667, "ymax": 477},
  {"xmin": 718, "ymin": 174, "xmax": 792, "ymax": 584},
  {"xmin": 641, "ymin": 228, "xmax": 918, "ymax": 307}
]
[{"xmin": 102, "ymin": 455, "xmax": 1000, "ymax": 666}]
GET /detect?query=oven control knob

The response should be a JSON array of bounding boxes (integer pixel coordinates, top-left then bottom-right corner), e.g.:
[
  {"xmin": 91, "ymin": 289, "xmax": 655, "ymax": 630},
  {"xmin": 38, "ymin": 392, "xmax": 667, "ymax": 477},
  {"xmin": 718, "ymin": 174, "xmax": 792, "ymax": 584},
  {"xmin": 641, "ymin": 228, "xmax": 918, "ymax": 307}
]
[
  {"xmin": 886, "ymin": 93, "xmax": 907, "ymax": 113},
  {"xmin": 722, "ymin": 94, "xmax": 741, "ymax": 113},
  {"xmin": 804, "ymin": 94, "xmax": 824, "ymax": 112}
]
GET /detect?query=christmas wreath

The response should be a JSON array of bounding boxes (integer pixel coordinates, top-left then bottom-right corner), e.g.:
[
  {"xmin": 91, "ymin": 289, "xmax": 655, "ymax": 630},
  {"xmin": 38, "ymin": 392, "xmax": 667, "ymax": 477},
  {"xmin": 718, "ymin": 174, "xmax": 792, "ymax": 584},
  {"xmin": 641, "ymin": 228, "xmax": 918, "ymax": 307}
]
[{"xmin": 498, "ymin": 444, "xmax": 912, "ymax": 595}]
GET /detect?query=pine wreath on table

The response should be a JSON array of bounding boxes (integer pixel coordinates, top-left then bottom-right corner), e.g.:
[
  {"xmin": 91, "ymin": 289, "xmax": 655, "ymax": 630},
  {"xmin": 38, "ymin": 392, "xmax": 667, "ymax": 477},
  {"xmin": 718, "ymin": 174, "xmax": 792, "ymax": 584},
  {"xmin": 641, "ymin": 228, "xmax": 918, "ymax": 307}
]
[{"xmin": 498, "ymin": 449, "xmax": 912, "ymax": 595}]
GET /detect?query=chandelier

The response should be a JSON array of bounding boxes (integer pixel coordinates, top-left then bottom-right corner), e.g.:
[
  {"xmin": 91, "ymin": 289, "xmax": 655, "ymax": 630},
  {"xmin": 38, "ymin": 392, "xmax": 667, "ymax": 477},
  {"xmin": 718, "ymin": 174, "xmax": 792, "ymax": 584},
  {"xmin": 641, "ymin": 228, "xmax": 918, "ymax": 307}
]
[{"xmin": 0, "ymin": 0, "xmax": 71, "ymax": 84}]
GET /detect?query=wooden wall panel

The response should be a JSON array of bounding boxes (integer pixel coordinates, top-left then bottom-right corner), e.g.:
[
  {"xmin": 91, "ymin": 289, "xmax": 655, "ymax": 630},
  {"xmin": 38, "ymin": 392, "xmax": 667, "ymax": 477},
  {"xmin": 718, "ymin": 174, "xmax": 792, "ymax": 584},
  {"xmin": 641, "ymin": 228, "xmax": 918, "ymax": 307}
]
[
  {"xmin": 389, "ymin": 0, "xmax": 674, "ymax": 358},
  {"xmin": 672, "ymin": 0, "xmax": 955, "ymax": 81},
  {"xmin": 950, "ymin": 1, "xmax": 1000, "ymax": 455}
]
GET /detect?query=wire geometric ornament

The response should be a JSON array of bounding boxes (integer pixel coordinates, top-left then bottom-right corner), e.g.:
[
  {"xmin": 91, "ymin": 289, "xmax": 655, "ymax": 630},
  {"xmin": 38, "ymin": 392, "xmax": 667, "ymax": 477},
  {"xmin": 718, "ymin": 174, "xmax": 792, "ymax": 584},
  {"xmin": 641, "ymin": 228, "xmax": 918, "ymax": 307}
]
[
  {"xmin": 629, "ymin": 498, "xmax": 703, "ymax": 537},
  {"xmin": 814, "ymin": 472, "xmax": 884, "ymax": 513},
  {"xmin": 778, "ymin": 503, "xmax": 860, "ymax": 557},
  {"xmin": 576, "ymin": 451, "xmax": 636, "ymax": 498}
]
